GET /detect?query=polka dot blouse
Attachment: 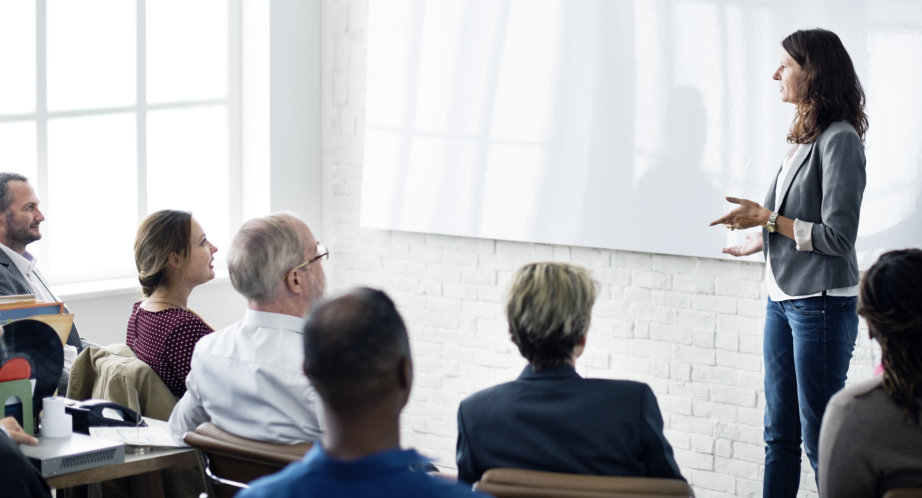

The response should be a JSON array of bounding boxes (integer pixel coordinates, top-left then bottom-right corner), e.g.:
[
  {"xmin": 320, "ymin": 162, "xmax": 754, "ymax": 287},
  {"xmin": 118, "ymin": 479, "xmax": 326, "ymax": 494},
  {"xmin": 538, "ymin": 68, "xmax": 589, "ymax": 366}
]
[{"xmin": 126, "ymin": 302, "xmax": 214, "ymax": 398}]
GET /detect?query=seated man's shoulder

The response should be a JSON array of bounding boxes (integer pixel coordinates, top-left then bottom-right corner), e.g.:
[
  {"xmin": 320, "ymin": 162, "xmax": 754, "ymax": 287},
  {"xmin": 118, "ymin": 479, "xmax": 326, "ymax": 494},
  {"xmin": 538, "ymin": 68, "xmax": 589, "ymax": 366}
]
[
  {"xmin": 241, "ymin": 469, "xmax": 484, "ymax": 498},
  {"xmin": 583, "ymin": 378, "xmax": 661, "ymax": 409},
  {"xmin": 461, "ymin": 377, "xmax": 655, "ymax": 412},
  {"xmin": 583, "ymin": 377, "xmax": 651, "ymax": 394},
  {"xmin": 240, "ymin": 448, "xmax": 488, "ymax": 498},
  {"xmin": 461, "ymin": 380, "xmax": 517, "ymax": 406},
  {"xmin": 401, "ymin": 471, "xmax": 489, "ymax": 498},
  {"xmin": 190, "ymin": 320, "xmax": 242, "ymax": 353},
  {"xmin": 234, "ymin": 458, "xmax": 310, "ymax": 498}
]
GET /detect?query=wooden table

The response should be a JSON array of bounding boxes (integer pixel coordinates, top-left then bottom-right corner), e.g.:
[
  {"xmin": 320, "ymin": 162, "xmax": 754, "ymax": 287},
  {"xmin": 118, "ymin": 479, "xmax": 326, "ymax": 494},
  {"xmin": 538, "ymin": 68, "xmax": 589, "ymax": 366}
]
[{"xmin": 47, "ymin": 447, "xmax": 199, "ymax": 497}]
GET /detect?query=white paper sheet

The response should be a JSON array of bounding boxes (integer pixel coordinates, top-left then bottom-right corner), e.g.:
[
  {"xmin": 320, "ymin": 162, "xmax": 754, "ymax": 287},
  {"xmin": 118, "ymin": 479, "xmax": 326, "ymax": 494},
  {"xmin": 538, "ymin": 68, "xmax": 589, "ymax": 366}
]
[{"xmin": 89, "ymin": 425, "xmax": 179, "ymax": 448}]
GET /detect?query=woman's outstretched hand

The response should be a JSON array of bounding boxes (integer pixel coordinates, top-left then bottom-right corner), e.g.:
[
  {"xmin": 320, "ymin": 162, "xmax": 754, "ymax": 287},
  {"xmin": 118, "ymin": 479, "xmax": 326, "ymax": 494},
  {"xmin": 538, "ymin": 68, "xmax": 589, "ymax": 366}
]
[
  {"xmin": 710, "ymin": 196, "xmax": 767, "ymax": 257},
  {"xmin": 721, "ymin": 232, "xmax": 763, "ymax": 256},
  {"xmin": 709, "ymin": 197, "xmax": 771, "ymax": 230}
]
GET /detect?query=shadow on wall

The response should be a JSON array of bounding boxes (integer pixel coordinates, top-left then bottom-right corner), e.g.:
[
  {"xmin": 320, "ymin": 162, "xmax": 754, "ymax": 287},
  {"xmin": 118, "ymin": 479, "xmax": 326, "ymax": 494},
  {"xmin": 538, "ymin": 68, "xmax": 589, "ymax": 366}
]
[{"xmin": 632, "ymin": 86, "xmax": 724, "ymax": 249}]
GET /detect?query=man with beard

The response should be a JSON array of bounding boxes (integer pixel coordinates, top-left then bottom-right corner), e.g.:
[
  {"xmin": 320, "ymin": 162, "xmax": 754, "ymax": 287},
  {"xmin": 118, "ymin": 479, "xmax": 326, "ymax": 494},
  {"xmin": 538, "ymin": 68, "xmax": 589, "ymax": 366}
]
[
  {"xmin": 0, "ymin": 173, "xmax": 84, "ymax": 375},
  {"xmin": 169, "ymin": 213, "xmax": 328, "ymax": 444}
]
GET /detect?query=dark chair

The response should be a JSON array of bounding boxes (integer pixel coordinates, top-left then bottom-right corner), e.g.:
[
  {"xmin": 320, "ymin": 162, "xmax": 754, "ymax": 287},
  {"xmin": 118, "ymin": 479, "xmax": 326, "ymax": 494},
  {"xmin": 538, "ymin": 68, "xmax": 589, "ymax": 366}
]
[
  {"xmin": 474, "ymin": 468, "xmax": 695, "ymax": 498},
  {"xmin": 883, "ymin": 490, "xmax": 922, "ymax": 498},
  {"xmin": 183, "ymin": 422, "xmax": 312, "ymax": 498}
]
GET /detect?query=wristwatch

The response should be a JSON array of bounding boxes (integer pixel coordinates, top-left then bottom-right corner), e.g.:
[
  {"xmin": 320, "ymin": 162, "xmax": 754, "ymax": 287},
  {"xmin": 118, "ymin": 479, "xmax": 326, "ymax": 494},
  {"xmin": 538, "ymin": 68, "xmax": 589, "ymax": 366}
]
[{"xmin": 765, "ymin": 211, "xmax": 779, "ymax": 233}]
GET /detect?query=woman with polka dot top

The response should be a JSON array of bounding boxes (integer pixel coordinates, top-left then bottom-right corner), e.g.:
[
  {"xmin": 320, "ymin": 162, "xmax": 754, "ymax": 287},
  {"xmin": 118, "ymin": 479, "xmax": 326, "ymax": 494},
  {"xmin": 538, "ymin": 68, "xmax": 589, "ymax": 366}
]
[{"xmin": 126, "ymin": 210, "xmax": 217, "ymax": 398}]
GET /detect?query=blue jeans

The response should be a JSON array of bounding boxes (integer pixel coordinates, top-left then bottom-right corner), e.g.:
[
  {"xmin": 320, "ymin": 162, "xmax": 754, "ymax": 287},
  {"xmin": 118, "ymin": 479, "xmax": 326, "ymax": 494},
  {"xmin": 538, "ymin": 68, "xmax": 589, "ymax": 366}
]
[{"xmin": 762, "ymin": 295, "xmax": 858, "ymax": 497}]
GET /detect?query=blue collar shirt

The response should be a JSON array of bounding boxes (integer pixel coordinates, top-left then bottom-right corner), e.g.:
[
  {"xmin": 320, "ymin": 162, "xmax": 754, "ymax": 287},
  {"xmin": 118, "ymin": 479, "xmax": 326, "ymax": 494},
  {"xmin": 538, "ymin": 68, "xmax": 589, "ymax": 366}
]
[{"xmin": 239, "ymin": 444, "xmax": 488, "ymax": 498}]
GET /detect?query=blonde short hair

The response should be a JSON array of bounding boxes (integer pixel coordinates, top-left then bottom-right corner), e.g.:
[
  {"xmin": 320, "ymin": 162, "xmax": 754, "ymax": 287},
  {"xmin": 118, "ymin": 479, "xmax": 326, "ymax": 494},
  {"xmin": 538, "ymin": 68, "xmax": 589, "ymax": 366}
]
[{"xmin": 505, "ymin": 262, "xmax": 598, "ymax": 368}]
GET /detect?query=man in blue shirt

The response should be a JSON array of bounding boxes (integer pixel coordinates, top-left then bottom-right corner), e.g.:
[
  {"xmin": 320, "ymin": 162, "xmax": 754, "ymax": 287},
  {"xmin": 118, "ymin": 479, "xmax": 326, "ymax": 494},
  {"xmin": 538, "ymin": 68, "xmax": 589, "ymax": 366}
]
[{"xmin": 239, "ymin": 288, "xmax": 486, "ymax": 498}]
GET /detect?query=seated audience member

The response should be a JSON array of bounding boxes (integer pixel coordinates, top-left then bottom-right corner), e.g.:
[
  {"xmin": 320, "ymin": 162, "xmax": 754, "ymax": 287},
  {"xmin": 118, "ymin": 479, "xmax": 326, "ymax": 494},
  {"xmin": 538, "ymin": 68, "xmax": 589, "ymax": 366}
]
[
  {"xmin": 819, "ymin": 248, "xmax": 922, "ymax": 497},
  {"xmin": 127, "ymin": 210, "xmax": 217, "ymax": 398},
  {"xmin": 456, "ymin": 262, "xmax": 684, "ymax": 484},
  {"xmin": 0, "ymin": 416, "xmax": 50, "ymax": 498},
  {"xmin": 239, "ymin": 288, "xmax": 488, "ymax": 498},
  {"xmin": 0, "ymin": 173, "xmax": 84, "ymax": 391},
  {"xmin": 169, "ymin": 213, "xmax": 326, "ymax": 444}
]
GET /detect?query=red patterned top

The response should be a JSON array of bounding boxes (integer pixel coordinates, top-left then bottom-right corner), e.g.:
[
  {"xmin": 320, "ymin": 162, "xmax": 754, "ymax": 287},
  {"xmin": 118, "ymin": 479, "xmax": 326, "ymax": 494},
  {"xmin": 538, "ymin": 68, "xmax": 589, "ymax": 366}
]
[{"xmin": 126, "ymin": 302, "xmax": 213, "ymax": 398}]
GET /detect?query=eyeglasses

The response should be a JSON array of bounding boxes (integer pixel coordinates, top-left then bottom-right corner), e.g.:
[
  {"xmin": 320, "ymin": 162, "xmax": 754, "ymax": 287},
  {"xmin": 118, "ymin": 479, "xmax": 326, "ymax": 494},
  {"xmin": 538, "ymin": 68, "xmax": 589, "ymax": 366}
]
[{"xmin": 292, "ymin": 242, "xmax": 330, "ymax": 272}]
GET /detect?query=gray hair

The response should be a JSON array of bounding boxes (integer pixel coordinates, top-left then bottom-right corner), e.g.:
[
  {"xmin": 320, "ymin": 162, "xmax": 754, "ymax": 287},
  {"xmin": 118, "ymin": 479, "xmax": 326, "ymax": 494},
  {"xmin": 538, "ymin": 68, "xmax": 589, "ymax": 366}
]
[
  {"xmin": 228, "ymin": 213, "xmax": 307, "ymax": 301},
  {"xmin": 0, "ymin": 173, "xmax": 29, "ymax": 213}
]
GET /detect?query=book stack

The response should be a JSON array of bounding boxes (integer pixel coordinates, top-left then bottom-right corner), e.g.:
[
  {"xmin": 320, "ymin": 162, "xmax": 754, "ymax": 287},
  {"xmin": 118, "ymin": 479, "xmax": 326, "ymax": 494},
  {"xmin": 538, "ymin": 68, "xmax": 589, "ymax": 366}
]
[{"xmin": 0, "ymin": 294, "xmax": 73, "ymax": 345}]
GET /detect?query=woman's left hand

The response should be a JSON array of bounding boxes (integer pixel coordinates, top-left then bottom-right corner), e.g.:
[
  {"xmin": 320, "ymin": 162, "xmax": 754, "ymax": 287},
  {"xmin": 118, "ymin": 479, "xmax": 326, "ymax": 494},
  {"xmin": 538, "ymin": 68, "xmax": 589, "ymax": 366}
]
[{"xmin": 709, "ymin": 197, "xmax": 771, "ymax": 230}]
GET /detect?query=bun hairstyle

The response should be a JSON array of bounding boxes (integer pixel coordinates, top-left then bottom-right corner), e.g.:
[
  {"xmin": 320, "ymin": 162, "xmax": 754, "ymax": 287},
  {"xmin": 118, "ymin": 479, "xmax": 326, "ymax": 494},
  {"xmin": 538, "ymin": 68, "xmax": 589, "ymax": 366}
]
[
  {"xmin": 134, "ymin": 210, "xmax": 192, "ymax": 297},
  {"xmin": 858, "ymin": 248, "xmax": 922, "ymax": 424}
]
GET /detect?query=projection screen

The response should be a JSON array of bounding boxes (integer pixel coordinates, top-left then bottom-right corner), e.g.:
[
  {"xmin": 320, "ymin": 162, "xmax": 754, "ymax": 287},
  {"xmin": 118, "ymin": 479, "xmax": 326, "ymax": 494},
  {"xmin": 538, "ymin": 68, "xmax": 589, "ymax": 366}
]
[{"xmin": 360, "ymin": 0, "xmax": 922, "ymax": 268}]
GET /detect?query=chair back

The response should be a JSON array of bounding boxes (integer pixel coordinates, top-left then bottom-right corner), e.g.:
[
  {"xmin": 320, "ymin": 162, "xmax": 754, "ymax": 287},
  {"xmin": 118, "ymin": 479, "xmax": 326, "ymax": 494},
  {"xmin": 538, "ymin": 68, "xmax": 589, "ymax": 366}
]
[
  {"xmin": 67, "ymin": 344, "xmax": 176, "ymax": 420},
  {"xmin": 183, "ymin": 422, "xmax": 312, "ymax": 498},
  {"xmin": 883, "ymin": 490, "xmax": 922, "ymax": 498},
  {"xmin": 474, "ymin": 468, "xmax": 695, "ymax": 498}
]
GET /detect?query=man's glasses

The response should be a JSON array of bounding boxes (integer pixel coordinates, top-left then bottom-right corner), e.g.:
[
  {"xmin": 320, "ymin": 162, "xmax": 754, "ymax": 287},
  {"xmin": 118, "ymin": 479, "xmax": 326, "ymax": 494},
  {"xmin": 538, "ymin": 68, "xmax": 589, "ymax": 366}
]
[{"xmin": 291, "ymin": 242, "xmax": 329, "ymax": 272}]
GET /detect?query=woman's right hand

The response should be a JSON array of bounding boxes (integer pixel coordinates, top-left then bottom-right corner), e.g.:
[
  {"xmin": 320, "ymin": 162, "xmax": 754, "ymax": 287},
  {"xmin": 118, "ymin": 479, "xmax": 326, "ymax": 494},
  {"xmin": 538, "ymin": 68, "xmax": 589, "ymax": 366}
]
[{"xmin": 722, "ymin": 232, "xmax": 763, "ymax": 257}]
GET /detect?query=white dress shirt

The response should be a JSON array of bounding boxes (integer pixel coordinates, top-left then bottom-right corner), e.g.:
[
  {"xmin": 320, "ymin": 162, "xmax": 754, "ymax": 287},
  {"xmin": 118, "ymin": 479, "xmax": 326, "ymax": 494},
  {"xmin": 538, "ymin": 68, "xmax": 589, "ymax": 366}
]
[
  {"xmin": 0, "ymin": 244, "xmax": 57, "ymax": 303},
  {"xmin": 0, "ymin": 243, "xmax": 78, "ymax": 371},
  {"xmin": 169, "ymin": 308, "xmax": 324, "ymax": 445}
]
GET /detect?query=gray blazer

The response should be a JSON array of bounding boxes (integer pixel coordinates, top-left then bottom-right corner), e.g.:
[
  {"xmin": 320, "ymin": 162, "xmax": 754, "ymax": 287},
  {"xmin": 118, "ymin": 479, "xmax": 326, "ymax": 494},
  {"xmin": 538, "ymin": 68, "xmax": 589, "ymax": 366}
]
[{"xmin": 763, "ymin": 121, "xmax": 866, "ymax": 296}]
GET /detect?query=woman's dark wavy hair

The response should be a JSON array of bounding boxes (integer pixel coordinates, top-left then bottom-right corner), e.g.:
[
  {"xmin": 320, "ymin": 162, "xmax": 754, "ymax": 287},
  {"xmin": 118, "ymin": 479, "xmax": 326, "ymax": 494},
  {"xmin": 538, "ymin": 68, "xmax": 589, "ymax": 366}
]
[
  {"xmin": 782, "ymin": 28, "xmax": 868, "ymax": 143},
  {"xmin": 857, "ymin": 248, "xmax": 922, "ymax": 424}
]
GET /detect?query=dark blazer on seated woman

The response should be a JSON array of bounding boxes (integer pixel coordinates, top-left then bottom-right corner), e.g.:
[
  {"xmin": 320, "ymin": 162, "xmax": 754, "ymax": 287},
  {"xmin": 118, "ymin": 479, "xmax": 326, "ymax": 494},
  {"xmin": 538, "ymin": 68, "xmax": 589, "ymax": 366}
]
[{"xmin": 456, "ymin": 363, "xmax": 684, "ymax": 484}]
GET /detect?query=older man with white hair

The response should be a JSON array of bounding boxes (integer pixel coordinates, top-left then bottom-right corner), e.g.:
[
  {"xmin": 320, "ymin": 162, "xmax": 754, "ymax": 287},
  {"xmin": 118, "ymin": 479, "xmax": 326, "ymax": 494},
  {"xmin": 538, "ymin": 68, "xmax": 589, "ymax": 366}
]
[{"xmin": 169, "ymin": 213, "xmax": 328, "ymax": 444}]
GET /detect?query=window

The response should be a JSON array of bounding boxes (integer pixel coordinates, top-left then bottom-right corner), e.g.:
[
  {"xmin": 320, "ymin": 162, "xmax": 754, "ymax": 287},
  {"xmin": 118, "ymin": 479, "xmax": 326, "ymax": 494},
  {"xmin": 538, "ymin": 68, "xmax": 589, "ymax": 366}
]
[{"xmin": 0, "ymin": 0, "xmax": 242, "ymax": 284}]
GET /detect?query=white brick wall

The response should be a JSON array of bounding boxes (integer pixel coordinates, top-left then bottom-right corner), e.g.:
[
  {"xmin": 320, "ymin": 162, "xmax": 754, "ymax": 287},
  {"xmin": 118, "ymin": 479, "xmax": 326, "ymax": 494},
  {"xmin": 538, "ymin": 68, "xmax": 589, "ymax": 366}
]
[{"xmin": 319, "ymin": 2, "xmax": 879, "ymax": 496}]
